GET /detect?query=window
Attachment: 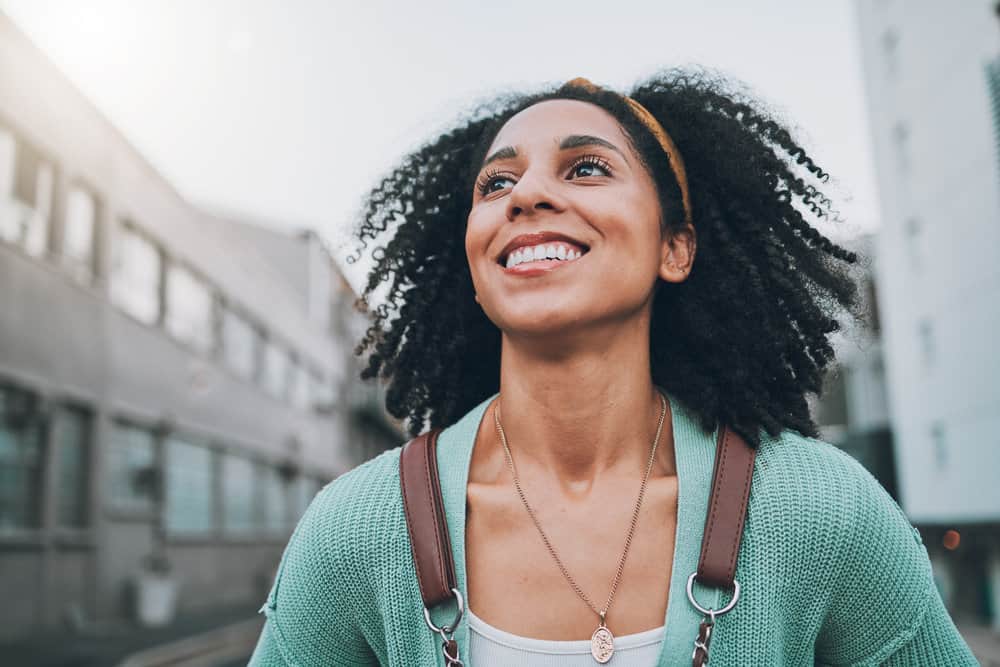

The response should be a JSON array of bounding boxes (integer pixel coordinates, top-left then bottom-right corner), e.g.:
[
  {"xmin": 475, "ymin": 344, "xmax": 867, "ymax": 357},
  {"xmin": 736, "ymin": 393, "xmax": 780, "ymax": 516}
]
[
  {"xmin": 891, "ymin": 121, "xmax": 910, "ymax": 173},
  {"xmin": 221, "ymin": 307, "xmax": 259, "ymax": 381},
  {"xmin": 880, "ymin": 28, "xmax": 899, "ymax": 80},
  {"xmin": 63, "ymin": 185, "xmax": 97, "ymax": 280},
  {"xmin": 0, "ymin": 130, "xmax": 53, "ymax": 257},
  {"xmin": 165, "ymin": 263, "xmax": 215, "ymax": 353},
  {"xmin": 165, "ymin": 436, "xmax": 215, "ymax": 535},
  {"xmin": 817, "ymin": 366, "xmax": 849, "ymax": 429},
  {"xmin": 261, "ymin": 341, "xmax": 289, "ymax": 400},
  {"xmin": 311, "ymin": 372, "xmax": 334, "ymax": 409},
  {"xmin": 289, "ymin": 360, "xmax": 311, "ymax": 411},
  {"xmin": 0, "ymin": 385, "xmax": 45, "ymax": 533},
  {"xmin": 107, "ymin": 421, "xmax": 157, "ymax": 513},
  {"xmin": 287, "ymin": 358, "xmax": 300, "ymax": 406},
  {"xmin": 987, "ymin": 56, "xmax": 1000, "ymax": 179},
  {"xmin": 903, "ymin": 216, "xmax": 928, "ymax": 270},
  {"xmin": 53, "ymin": 406, "xmax": 91, "ymax": 529},
  {"xmin": 221, "ymin": 453, "xmax": 255, "ymax": 535},
  {"xmin": 0, "ymin": 128, "xmax": 13, "ymax": 198},
  {"xmin": 918, "ymin": 318, "xmax": 935, "ymax": 367},
  {"xmin": 294, "ymin": 475, "xmax": 321, "ymax": 520},
  {"xmin": 259, "ymin": 464, "xmax": 288, "ymax": 534},
  {"xmin": 930, "ymin": 422, "xmax": 947, "ymax": 469},
  {"xmin": 111, "ymin": 224, "xmax": 162, "ymax": 325},
  {"xmin": 865, "ymin": 279, "xmax": 881, "ymax": 334}
]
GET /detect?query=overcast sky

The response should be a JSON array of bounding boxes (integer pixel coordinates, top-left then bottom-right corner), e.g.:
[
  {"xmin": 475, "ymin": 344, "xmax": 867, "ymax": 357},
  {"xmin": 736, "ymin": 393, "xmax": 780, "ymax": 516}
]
[{"xmin": 0, "ymin": 0, "xmax": 879, "ymax": 292}]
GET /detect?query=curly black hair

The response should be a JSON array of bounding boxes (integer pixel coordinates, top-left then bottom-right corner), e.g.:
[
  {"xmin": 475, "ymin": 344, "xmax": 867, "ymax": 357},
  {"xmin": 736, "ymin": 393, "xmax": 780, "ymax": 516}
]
[{"xmin": 347, "ymin": 67, "xmax": 866, "ymax": 448}]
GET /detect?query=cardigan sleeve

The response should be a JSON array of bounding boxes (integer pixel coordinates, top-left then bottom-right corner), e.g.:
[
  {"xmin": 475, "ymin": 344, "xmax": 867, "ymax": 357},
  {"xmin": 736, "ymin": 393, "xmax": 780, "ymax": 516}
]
[
  {"xmin": 814, "ymin": 459, "xmax": 977, "ymax": 666},
  {"xmin": 879, "ymin": 583, "xmax": 979, "ymax": 666},
  {"xmin": 248, "ymin": 482, "xmax": 379, "ymax": 667}
]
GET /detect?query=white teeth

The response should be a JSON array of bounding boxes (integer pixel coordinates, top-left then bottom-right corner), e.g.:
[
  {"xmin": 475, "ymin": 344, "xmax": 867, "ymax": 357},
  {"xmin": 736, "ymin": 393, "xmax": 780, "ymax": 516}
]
[{"xmin": 505, "ymin": 243, "xmax": 586, "ymax": 268}]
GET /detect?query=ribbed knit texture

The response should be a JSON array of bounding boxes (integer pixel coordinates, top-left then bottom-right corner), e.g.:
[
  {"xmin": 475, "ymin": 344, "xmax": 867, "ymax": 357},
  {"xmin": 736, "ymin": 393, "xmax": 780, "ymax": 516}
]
[
  {"xmin": 467, "ymin": 606, "xmax": 663, "ymax": 665},
  {"xmin": 248, "ymin": 392, "xmax": 978, "ymax": 666}
]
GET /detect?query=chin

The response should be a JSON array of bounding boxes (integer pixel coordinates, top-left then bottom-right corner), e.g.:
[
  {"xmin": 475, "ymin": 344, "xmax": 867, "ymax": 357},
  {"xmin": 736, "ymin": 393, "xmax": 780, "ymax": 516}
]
[{"xmin": 494, "ymin": 309, "xmax": 588, "ymax": 340}]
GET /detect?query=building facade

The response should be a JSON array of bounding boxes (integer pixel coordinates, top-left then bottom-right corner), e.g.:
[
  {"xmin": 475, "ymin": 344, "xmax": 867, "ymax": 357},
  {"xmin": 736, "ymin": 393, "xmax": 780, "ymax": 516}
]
[
  {"xmin": 811, "ymin": 235, "xmax": 900, "ymax": 503},
  {"xmin": 0, "ymin": 12, "xmax": 399, "ymax": 642},
  {"xmin": 855, "ymin": 0, "xmax": 1000, "ymax": 627}
]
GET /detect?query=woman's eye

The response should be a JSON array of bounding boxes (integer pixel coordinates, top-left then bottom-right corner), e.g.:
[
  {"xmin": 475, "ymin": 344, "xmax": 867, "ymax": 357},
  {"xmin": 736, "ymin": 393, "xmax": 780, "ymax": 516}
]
[
  {"xmin": 485, "ymin": 175, "xmax": 516, "ymax": 193},
  {"xmin": 477, "ymin": 170, "xmax": 517, "ymax": 196},
  {"xmin": 568, "ymin": 157, "xmax": 612, "ymax": 179}
]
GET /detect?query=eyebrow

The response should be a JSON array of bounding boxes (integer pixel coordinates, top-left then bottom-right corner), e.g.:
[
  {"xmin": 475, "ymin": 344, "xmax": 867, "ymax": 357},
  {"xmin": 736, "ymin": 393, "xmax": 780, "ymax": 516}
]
[
  {"xmin": 480, "ymin": 134, "xmax": 626, "ymax": 169},
  {"xmin": 559, "ymin": 134, "xmax": 626, "ymax": 159},
  {"xmin": 481, "ymin": 145, "xmax": 517, "ymax": 168}
]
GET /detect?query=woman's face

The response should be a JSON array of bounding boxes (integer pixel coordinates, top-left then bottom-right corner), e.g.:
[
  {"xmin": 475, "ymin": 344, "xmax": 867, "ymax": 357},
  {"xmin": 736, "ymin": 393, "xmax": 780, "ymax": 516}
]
[{"xmin": 466, "ymin": 98, "xmax": 688, "ymax": 340}]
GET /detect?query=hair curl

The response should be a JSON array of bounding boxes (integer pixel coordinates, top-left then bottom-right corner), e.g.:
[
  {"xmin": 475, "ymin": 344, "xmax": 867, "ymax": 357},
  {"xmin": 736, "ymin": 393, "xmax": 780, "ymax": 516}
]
[{"xmin": 347, "ymin": 67, "xmax": 866, "ymax": 447}]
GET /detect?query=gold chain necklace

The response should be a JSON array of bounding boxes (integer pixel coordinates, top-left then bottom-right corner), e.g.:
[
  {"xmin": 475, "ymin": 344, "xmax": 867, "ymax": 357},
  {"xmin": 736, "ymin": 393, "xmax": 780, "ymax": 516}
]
[{"xmin": 492, "ymin": 391, "xmax": 667, "ymax": 664}]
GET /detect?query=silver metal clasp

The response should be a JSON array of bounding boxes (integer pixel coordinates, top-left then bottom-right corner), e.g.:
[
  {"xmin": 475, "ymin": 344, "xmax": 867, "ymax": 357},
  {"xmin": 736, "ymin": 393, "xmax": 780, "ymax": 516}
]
[
  {"xmin": 687, "ymin": 572, "xmax": 740, "ymax": 665},
  {"xmin": 423, "ymin": 587, "xmax": 465, "ymax": 666}
]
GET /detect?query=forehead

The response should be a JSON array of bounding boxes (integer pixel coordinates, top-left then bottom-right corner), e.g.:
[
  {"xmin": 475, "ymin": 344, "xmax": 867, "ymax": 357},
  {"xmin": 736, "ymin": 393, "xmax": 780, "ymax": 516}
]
[{"xmin": 487, "ymin": 99, "xmax": 629, "ymax": 154}]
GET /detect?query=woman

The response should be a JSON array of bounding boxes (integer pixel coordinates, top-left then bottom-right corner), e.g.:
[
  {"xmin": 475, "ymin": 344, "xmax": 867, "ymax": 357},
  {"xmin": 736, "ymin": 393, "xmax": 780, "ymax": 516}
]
[{"xmin": 249, "ymin": 71, "xmax": 977, "ymax": 665}]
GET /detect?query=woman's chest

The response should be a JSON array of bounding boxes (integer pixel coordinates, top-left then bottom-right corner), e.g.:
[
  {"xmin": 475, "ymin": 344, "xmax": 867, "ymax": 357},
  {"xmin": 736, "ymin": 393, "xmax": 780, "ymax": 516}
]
[{"xmin": 464, "ymin": 476, "xmax": 679, "ymax": 641}]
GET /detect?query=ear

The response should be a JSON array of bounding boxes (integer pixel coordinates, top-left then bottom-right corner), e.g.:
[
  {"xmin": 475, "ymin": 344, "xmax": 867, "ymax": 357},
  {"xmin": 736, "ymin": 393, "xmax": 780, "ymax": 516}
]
[{"xmin": 658, "ymin": 223, "xmax": 696, "ymax": 284}]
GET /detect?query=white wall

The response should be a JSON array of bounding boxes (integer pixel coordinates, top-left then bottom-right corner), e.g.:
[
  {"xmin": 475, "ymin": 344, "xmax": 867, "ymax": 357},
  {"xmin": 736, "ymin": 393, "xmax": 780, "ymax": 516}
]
[{"xmin": 856, "ymin": 0, "xmax": 1000, "ymax": 522}]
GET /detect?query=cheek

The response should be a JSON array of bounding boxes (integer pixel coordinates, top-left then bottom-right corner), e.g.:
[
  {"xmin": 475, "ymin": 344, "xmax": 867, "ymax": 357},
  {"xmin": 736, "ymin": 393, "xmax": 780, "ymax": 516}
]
[
  {"xmin": 464, "ymin": 211, "xmax": 492, "ymax": 281},
  {"xmin": 464, "ymin": 211, "xmax": 483, "ymax": 256},
  {"xmin": 584, "ymin": 199, "xmax": 664, "ymax": 287},
  {"xmin": 619, "ymin": 183, "xmax": 663, "ymax": 254},
  {"xmin": 592, "ymin": 187, "xmax": 661, "ymax": 250}
]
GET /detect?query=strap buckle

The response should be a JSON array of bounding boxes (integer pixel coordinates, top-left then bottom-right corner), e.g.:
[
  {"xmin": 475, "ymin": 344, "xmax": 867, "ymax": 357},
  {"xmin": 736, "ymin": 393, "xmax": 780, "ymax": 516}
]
[{"xmin": 423, "ymin": 587, "xmax": 464, "ymax": 666}]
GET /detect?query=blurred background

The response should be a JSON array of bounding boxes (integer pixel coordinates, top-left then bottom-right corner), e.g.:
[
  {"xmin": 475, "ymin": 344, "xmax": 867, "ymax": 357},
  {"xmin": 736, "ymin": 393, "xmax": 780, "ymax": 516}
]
[{"xmin": 0, "ymin": 1, "xmax": 997, "ymax": 665}]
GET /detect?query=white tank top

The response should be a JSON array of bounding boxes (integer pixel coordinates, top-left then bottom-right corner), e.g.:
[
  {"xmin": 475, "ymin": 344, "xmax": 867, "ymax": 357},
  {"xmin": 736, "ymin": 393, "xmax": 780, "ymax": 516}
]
[{"xmin": 468, "ymin": 607, "xmax": 665, "ymax": 666}]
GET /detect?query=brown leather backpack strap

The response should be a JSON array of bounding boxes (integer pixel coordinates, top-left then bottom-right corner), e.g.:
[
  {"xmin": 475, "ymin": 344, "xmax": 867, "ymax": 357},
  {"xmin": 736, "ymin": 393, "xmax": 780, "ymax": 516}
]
[
  {"xmin": 697, "ymin": 424, "xmax": 756, "ymax": 588},
  {"xmin": 401, "ymin": 429, "xmax": 466, "ymax": 664},
  {"xmin": 689, "ymin": 424, "xmax": 756, "ymax": 667},
  {"xmin": 399, "ymin": 428, "xmax": 456, "ymax": 608}
]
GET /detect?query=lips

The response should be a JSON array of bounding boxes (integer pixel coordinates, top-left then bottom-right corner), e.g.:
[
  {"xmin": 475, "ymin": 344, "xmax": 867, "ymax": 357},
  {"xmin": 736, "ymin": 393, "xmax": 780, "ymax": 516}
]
[
  {"xmin": 497, "ymin": 231, "xmax": 589, "ymax": 265},
  {"xmin": 501, "ymin": 253, "xmax": 585, "ymax": 276}
]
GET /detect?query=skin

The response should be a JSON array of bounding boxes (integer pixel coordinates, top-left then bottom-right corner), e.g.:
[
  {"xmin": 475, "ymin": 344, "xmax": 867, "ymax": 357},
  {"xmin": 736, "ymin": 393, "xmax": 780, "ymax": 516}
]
[{"xmin": 464, "ymin": 99, "xmax": 697, "ymax": 640}]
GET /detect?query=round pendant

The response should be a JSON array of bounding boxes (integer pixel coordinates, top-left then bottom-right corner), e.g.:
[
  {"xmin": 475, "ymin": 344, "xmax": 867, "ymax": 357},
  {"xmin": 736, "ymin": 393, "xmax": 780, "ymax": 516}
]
[{"xmin": 591, "ymin": 624, "xmax": 615, "ymax": 663}]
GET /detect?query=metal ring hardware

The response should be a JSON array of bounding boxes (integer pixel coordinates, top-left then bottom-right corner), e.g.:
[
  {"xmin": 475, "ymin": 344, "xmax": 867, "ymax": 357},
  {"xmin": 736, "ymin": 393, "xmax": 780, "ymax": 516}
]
[
  {"xmin": 423, "ymin": 587, "xmax": 465, "ymax": 634},
  {"xmin": 686, "ymin": 572, "xmax": 741, "ymax": 618},
  {"xmin": 423, "ymin": 587, "xmax": 465, "ymax": 665}
]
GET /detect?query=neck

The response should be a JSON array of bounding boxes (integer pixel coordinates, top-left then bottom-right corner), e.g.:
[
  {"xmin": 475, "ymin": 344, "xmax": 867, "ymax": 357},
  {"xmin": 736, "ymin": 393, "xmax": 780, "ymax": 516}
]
[{"xmin": 487, "ymin": 317, "xmax": 675, "ymax": 493}]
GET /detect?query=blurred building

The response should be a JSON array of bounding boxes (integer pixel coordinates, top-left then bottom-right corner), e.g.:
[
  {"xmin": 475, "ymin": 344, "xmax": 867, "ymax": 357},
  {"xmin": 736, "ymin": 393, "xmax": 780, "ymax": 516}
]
[
  {"xmin": 0, "ymin": 11, "xmax": 400, "ymax": 643},
  {"xmin": 811, "ymin": 235, "xmax": 900, "ymax": 501},
  {"xmin": 854, "ymin": 0, "xmax": 1000, "ymax": 628}
]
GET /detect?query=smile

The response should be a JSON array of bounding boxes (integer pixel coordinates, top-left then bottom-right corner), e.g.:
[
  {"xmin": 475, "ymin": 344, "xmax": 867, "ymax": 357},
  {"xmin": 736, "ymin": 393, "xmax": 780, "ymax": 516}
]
[{"xmin": 500, "ymin": 242, "xmax": 589, "ymax": 275}]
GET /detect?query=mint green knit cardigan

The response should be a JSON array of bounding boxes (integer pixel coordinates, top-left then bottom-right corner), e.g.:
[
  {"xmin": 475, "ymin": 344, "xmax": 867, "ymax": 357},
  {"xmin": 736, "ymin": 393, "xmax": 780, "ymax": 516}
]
[{"xmin": 249, "ymin": 392, "xmax": 977, "ymax": 666}]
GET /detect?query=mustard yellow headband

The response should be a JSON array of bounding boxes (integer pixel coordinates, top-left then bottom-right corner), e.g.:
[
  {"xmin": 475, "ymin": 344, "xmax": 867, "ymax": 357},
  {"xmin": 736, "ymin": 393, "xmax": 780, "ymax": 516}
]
[{"xmin": 563, "ymin": 77, "xmax": 692, "ymax": 227}]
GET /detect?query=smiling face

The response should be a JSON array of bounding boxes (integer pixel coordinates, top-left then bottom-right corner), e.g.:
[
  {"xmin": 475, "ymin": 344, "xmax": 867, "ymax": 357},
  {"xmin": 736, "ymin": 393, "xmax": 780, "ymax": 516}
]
[{"xmin": 466, "ymin": 98, "xmax": 687, "ymax": 340}]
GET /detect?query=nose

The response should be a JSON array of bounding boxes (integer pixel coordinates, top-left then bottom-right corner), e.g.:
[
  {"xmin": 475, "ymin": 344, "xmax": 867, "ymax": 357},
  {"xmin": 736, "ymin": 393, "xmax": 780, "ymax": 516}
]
[{"xmin": 505, "ymin": 169, "xmax": 564, "ymax": 222}]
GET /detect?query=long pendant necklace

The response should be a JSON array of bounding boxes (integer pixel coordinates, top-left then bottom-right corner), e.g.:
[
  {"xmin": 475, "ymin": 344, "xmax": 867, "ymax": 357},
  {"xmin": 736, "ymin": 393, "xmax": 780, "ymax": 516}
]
[{"xmin": 493, "ymin": 391, "xmax": 667, "ymax": 664}]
